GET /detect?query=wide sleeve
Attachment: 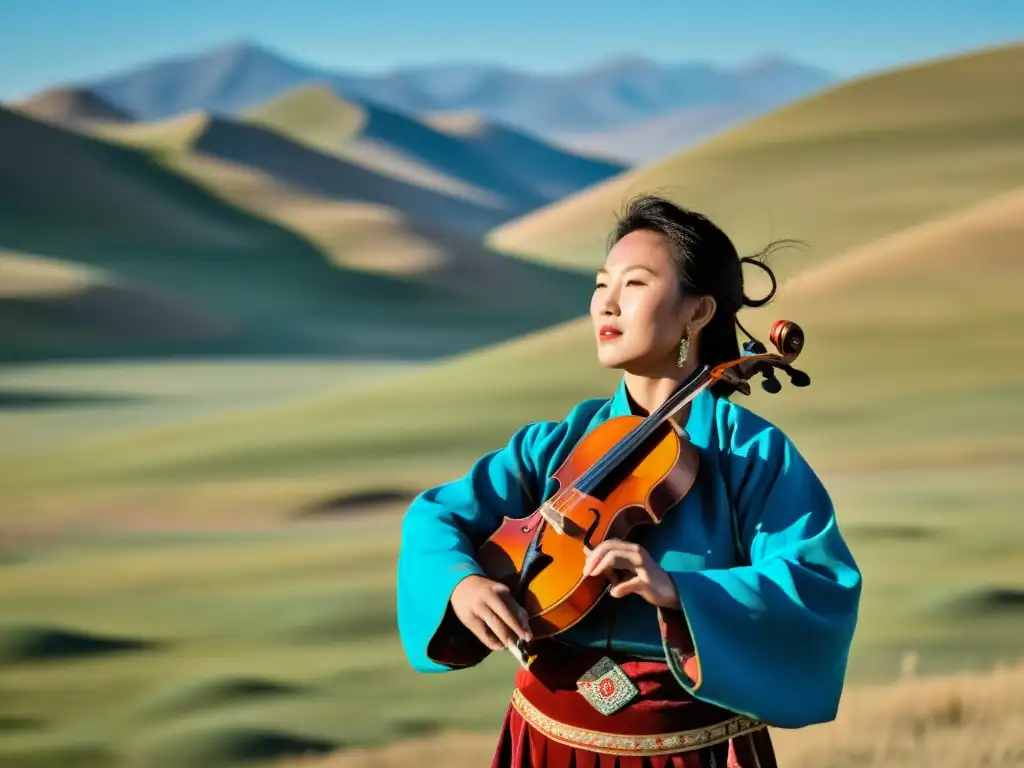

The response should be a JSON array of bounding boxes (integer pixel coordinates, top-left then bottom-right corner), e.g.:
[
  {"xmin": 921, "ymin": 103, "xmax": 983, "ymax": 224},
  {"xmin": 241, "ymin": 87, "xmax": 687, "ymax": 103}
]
[
  {"xmin": 396, "ymin": 419, "xmax": 563, "ymax": 674},
  {"xmin": 657, "ymin": 418, "xmax": 862, "ymax": 728}
]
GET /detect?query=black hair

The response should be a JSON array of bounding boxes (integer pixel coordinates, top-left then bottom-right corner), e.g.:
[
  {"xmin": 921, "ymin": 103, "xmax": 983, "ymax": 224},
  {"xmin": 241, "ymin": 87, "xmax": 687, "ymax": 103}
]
[{"xmin": 608, "ymin": 194, "xmax": 796, "ymax": 398}]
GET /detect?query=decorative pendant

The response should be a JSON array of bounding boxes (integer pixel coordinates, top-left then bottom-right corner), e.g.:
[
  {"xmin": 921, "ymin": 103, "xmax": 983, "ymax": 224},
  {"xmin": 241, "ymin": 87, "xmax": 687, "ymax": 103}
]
[{"xmin": 576, "ymin": 656, "xmax": 640, "ymax": 716}]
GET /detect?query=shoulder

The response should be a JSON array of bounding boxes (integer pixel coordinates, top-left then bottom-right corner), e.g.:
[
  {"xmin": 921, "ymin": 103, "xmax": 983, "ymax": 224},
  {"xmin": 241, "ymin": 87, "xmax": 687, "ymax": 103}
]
[
  {"xmin": 710, "ymin": 394, "xmax": 800, "ymax": 464},
  {"xmin": 710, "ymin": 397, "xmax": 833, "ymax": 531},
  {"xmin": 513, "ymin": 395, "xmax": 614, "ymax": 469},
  {"xmin": 521, "ymin": 394, "xmax": 614, "ymax": 445}
]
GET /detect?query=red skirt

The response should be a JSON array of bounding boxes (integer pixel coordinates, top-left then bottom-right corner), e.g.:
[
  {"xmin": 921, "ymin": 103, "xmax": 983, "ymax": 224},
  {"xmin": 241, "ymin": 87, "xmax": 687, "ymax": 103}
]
[{"xmin": 489, "ymin": 644, "xmax": 777, "ymax": 768}]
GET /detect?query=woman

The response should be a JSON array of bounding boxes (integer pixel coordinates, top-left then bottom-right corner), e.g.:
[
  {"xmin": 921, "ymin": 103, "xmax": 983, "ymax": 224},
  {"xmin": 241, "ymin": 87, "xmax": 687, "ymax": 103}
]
[{"xmin": 396, "ymin": 195, "xmax": 862, "ymax": 767}]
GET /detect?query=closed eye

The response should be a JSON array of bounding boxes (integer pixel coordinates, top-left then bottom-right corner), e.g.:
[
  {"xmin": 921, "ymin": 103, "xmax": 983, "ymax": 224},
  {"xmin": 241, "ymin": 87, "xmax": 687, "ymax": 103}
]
[{"xmin": 625, "ymin": 279, "xmax": 645, "ymax": 286}]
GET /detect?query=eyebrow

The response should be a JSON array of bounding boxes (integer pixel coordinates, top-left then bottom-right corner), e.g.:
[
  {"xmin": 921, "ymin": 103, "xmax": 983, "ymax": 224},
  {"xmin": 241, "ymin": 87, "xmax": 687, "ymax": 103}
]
[{"xmin": 596, "ymin": 264, "xmax": 658, "ymax": 275}]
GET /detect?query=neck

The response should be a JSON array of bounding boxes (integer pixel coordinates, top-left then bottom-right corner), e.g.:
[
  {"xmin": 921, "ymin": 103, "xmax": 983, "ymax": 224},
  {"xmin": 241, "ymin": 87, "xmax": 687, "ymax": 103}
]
[{"xmin": 622, "ymin": 359, "xmax": 702, "ymax": 416}]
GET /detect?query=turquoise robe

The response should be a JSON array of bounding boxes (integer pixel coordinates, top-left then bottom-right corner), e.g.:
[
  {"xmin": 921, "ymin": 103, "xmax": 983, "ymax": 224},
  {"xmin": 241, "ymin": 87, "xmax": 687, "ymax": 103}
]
[{"xmin": 396, "ymin": 378, "xmax": 862, "ymax": 729}]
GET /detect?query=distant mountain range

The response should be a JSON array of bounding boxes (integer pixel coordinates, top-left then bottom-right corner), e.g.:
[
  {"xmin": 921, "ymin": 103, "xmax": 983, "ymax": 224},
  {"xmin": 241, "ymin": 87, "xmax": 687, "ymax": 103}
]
[{"xmin": 75, "ymin": 41, "xmax": 836, "ymax": 164}]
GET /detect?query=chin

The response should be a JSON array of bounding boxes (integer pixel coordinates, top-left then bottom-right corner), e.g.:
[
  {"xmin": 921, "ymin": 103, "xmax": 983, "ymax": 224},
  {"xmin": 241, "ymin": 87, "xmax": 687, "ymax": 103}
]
[{"xmin": 595, "ymin": 349, "xmax": 631, "ymax": 370}]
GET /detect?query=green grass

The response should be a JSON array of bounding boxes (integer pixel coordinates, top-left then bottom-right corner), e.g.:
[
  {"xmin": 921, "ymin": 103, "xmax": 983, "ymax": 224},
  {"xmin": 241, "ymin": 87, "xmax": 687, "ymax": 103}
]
[
  {"xmin": 0, "ymin": 518, "xmax": 525, "ymax": 768},
  {"xmin": 0, "ymin": 360, "xmax": 412, "ymax": 457},
  {"xmin": 488, "ymin": 42, "xmax": 1024, "ymax": 276},
  {"xmin": 0, "ymin": 466, "xmax": 1021, "ymax": 767}
]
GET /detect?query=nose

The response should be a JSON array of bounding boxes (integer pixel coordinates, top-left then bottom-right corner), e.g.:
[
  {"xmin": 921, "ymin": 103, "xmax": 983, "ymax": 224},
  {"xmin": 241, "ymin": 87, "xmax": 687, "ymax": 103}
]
[{"xmin": 597, "ymin": 284, "xmax": 620, "ymax": 316}]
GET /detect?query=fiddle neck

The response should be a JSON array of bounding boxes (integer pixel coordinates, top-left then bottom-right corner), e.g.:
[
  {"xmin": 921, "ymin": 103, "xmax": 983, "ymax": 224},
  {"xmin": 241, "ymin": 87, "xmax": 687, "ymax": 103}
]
[
  {"xmin": 622, "ymin": 360, "xmax": 703, "ymax": 417},
  {"xmin": 574, "ymin": 367, "xmax": 713, "ymax": 495}
]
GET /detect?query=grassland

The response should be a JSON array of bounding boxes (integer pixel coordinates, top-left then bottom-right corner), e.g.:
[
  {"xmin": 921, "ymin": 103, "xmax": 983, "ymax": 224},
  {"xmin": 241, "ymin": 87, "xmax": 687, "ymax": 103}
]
[{"xmin": 1, "ymin": 42, "xmax": 1022, "ymax": 768}]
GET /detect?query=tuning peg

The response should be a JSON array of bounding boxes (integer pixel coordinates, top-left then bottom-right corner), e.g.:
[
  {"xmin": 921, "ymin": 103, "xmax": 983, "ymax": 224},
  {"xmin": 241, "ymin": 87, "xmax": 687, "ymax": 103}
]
[
  {"xmin": 743, "ymin": 340, "xmax": 767, "ymax": 356},
  {"xmin": 782, "ymin": 366, "xmax": 811, "ymax": 387},
  {"xmin": 760, "ymin": 367, "xmax": 783, "ymax": 394}
]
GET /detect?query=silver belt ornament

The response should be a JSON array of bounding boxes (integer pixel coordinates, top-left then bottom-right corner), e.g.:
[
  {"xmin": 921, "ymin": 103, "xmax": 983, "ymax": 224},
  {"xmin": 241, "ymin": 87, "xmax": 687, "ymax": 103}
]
[{"xmin": 576, "ymin": 656, "xmax": 640, "ymax": 716}]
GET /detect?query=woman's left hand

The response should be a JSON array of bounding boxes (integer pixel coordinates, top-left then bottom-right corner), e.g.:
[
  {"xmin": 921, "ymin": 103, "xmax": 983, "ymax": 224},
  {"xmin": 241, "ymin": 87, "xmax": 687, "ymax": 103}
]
[{"xmin": 582, "ymin": 539, "xmax": 680, "ymax": 610}]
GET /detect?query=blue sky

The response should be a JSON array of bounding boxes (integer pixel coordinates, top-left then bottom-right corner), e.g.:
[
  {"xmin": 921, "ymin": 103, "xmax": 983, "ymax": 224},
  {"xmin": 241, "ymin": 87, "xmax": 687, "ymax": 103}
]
[{"xmin": 1, "ymin": 0, "xmax": 1021, "ymax": 99}]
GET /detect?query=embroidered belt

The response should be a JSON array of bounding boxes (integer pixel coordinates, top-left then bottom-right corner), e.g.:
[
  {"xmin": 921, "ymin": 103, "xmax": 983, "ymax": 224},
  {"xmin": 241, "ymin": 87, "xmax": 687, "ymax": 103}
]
[{"xmin": 511, "ymin": 688, "xmax": 763, "ymax": 756}]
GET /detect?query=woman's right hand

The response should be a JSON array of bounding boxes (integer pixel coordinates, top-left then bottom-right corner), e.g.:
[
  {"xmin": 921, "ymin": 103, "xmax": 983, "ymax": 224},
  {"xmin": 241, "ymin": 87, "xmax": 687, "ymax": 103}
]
[{"xmin": 450, "ymin": 575, "xmax": 532, "ymax": 651}]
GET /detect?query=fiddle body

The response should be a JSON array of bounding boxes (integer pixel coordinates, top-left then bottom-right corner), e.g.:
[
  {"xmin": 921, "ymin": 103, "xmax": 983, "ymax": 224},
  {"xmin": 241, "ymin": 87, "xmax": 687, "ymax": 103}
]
[{"xmin": 477, "ymin": 413, "xmax": 699, "ymax": 639}]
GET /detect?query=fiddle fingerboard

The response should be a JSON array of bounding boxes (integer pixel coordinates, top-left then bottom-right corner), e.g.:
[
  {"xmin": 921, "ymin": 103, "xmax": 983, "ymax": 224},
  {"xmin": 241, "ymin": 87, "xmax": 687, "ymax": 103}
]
[{"xmin": 573, "ymin": 365, "xmax": 712, "ymax": 497}]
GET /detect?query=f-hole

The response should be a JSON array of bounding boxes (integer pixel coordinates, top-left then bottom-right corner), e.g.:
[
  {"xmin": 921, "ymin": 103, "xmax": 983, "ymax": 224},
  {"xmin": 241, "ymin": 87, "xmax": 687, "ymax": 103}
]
[
  {"xmin": 582, "ymin": 508, "xmax": 602, "ymax": 552},
  {"xmin": 516, "ymin": 522, "xmax": 552, "ymax": 600}
]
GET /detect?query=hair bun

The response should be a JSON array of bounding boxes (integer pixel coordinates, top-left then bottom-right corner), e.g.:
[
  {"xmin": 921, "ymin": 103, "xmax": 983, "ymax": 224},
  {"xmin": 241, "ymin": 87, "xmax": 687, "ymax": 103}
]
[{"xmin": 739, "ymin": 256, "xmax": 777, "ymax": 307}]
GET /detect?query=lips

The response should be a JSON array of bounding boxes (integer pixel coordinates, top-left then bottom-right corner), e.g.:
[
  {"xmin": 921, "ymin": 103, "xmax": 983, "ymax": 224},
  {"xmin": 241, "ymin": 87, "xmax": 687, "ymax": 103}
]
[{"xmin": 598, "ymin": 324, "xmax": 622, "ymax": 341}]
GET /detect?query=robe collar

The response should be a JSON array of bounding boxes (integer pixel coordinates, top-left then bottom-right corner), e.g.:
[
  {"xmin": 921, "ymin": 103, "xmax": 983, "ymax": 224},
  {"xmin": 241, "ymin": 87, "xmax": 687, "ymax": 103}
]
[{"xmin": 608, "ymin": 376, "xmax": 715, "ymax": 451}]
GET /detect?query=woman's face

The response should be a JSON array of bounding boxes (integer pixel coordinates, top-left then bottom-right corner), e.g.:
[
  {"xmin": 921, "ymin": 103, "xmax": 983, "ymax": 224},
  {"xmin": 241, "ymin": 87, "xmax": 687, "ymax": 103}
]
[{"xmin": 590, "ymin": 229, "xmax": 696, "ymax": 374}]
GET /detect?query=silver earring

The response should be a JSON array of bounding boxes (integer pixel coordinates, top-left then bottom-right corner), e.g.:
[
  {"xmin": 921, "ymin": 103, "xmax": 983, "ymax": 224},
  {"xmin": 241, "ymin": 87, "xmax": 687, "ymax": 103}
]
[{"xmin": 676, "ymin": 332, "xmax": 690, "ymax": 368}]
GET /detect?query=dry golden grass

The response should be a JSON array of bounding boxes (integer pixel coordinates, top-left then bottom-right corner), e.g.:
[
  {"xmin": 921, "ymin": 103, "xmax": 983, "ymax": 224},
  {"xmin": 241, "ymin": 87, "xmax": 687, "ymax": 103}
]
[
  {"xmin": 288, "ymin": 660, "xmax": 1024, "ymax": 768},
  {"xmin": 0, "ymin": 250, "xmax": 101, "ymax": 297},
  {"xmin": 421, "ymin": 110, "xmax": 490, "ymax": 137}
]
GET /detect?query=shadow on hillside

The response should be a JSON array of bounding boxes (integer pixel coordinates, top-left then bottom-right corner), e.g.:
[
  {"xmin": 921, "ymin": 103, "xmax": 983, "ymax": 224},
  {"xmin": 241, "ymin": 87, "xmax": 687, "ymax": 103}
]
[
  {"xmin": 0, "ymin": 624, "xmax": 159, "ymax": 664},
  {"xmin": 351, "ymin": 100, "xmax": 624, "ymax": 206},
  {"xmin": 295, "ymin": 488, "xmax": 415, "ymax": 519},
  {"xmin": 0, "ymin": 389, "xmax": 157, "ymax": 411},
  {"xmin": 352, "ymin": 102, "xmax": 547, "ymax": 209},
  {"xmin": 193, "ymin": 119, "xmax": 512, "ymax": 237}
]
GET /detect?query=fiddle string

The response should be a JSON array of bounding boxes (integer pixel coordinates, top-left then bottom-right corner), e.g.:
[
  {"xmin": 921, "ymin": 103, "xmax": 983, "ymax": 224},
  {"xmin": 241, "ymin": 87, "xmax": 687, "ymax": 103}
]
[
  {"xmin": 578, "ymin": 367, "xmax": 711, "ymax": 488},
  {"xmin": 570, "ymin": 374, "xmax": 707, "ymax": 500},
  {"xmin": 546, "ymin": 366, "xmax": 713, "ymax": 514}
]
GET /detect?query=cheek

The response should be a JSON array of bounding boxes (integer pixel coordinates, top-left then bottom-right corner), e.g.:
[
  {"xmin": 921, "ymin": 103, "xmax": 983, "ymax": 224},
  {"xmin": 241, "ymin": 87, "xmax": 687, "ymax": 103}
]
[
  {"xmin": 628, "ymin": 291, "xmax": 678, "ymax": 336},
  {"xmin": 647, "ymin": 299, "xmax": 685, "ymax": 353}
]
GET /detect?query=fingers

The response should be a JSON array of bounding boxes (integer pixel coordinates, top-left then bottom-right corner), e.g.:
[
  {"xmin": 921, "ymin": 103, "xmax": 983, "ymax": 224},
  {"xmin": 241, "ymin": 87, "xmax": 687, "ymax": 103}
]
[
  {"xmin": 479, "ymin": 604, "xmax": 523, "ymax": 648},
  {"xmin": 465, "ymin": 614, "xmax": 505, "ymax": 651},
  {"xmin": 582, "ymin": 539, "xmax": 645, "ymax": 578},
  {"xmin": 609, "ymin": 575, "xmax": 645, "ymax": 599},
  {"xmin": 488, "ymin": 587, "xmax": 532, "ymax": 641},
  {"xmin": 586, "ymin": 550, "xmax": 646, "ymax": 581}
]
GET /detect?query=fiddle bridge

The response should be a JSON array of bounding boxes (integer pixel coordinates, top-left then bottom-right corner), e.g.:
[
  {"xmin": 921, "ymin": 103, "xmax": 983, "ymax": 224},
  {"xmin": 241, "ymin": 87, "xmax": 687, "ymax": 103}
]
[{"xmin": 539, "ymin": 503, "xmax": 565, "ymax": 534}]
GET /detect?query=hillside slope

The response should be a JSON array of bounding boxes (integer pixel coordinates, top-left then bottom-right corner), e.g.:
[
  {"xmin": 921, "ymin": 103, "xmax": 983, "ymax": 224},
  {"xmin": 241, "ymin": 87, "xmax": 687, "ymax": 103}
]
[
  {"xmin": 4, "ymin": 185, "xmax": 1021, "ymax": 490},
  {"xmin": 84, "ymin": 105, "xmax": 596, "ymax": 302},
  {"xmin": 489, "ymin": 43, "xmax": 1024, "ymax": 275},
  {"xmin": 246, "ymin": 84, "xmax": 625, "ymax": 215},
  {"xmin": 10, "ymin": 87, "xmax": 133, "ymax": 127},
  {"xmin": 0, "ymin": 107, "xmax": 591, "ymax": 361}
]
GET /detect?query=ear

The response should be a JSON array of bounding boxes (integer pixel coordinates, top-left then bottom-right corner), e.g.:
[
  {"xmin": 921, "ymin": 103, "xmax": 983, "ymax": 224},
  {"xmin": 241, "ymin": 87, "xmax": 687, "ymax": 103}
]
[{"xmin": 686, "ymin": 295, "xmax": 717, "ymax": 334}]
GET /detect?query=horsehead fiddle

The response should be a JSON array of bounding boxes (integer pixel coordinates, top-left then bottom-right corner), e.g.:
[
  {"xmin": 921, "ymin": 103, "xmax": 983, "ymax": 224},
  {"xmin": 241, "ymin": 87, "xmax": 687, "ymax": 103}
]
[{"xmin": 431, "ymin": 320, "xmax": 809, "ymax": 669}]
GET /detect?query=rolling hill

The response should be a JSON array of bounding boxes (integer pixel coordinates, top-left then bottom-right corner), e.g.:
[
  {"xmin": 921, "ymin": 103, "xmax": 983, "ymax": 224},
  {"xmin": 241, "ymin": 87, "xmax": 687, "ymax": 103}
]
[
  {"xmin": 82, "ymin": 41, "xmax": 835, "ymax": 140},
  {"xmin": 0, "ymin": 106, "xmax": 593, "ymax": 362},
  {"xmin": 4, "ymin": 182, "xmax": 1020, "ymax": 487},
  {"xmin": 88, "ymin": 108, "xmax": 514, "ymax": 238},
  {"xmin": 81, "ymin": 94, "xmax": 602, "ymax": 300},
  {"xmin": 243, "ymin": 83, "xmax": 625, "ymax": 219},
  {"xmin": 0, "ymin": 250, "xmax": 228, "ymax": 360},
  {"xmin": 488, "ymin": 42, "xmax": 1024, "ymax": 274},
  {"xmin": 9, "ymin": 87, "xmax": 133, "ymax": 127}
]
